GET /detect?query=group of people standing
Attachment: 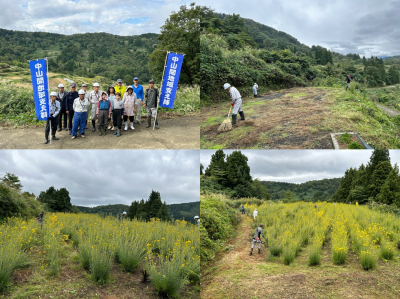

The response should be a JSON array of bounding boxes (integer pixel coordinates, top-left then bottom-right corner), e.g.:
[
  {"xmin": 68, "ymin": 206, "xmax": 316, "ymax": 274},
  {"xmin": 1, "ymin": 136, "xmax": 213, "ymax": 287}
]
[{"xmin": 45, "ymin": 77, "xmax": 160, "ymax": 144}]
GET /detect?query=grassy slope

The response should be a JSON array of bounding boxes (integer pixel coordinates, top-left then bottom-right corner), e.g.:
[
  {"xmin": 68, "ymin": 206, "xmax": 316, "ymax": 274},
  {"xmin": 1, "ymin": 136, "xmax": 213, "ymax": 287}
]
[
  {"xmin": 201, "ymin": 213, "xmax": 400, "ymax": 299},
  {"xmin": 200, "ymin": 87, "xmax": 400, "ymax": 149}
]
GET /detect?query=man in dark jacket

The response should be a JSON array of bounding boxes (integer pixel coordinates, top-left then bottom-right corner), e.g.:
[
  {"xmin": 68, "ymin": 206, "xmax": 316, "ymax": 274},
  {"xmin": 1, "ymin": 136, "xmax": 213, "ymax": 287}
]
[
  {"xmin": 65, "ymin": 83, "xmax": 79, "ymax": 135},
  {"xmin": 143, "ymin": 80, "xmax": 160, "ymax": 129},
  {"xmin": 56, "ymin": 84, "xmax": 68, "ymax": 131},
  {"xmin": 346, "ymin": 74, "xmax": 352, "ymax": 91}
]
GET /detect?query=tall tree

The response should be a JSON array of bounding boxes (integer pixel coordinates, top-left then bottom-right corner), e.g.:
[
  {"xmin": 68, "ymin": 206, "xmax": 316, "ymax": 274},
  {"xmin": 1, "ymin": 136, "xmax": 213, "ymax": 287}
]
[
  {"xmin": 1, "ymin": 173, "xmax": 22, "ymax": 191},
  {"xmin": 225, "ymin": 151, "xmax": 252, "ymax": 189},
  {"xmin": 377, "ymin": 164, "xmax": 400, "ymax": 206}
]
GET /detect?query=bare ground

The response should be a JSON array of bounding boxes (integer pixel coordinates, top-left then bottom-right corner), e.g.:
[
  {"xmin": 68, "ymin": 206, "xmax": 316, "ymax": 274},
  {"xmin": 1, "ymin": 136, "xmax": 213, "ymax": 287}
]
[
  {"xmin": 376, "ymin": 104, "xmax": 400, "ymax": 117},
  {"xmin": 201, "ymin": 214, "xmax": 400, "ymax": 299}
]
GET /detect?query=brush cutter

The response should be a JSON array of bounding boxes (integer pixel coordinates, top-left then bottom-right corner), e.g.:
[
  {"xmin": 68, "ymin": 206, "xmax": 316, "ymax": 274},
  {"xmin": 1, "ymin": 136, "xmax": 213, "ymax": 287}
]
[{"xmin": 217, "ymin": 106, "xmax": 233, "ymax": 132}]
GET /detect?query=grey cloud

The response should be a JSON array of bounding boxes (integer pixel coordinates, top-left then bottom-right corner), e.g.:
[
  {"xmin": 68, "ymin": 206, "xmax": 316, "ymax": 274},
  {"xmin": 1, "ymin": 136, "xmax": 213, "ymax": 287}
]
[
  {"xmin": 0, "ymin": 150, "xmax": 200, "ymax": 207},
  {"xmin": 200, "ymin": 150, "xmax": 400, "ymax": 184}
]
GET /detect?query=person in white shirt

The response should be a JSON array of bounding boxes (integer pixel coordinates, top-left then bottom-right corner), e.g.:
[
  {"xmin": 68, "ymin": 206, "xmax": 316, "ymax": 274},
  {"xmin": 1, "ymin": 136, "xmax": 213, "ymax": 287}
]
[
  {"xmin": 82, "ymin": 83, "xmax": 90, "ymax": 129},
  {"xmin": 253, "ymin": 208, "xmax": 258, "ymax": 219},
  {"xmin": 88, "ymin": 82, "xmax": 102, "ymax": 132},
  {"xmin": 224, "ymin": 83, "xmax": 245, "ymax": 125},
  {"xmin": 71, "ymin": 89, "xmax": 89, "ymax": 140},
  {"xmin": 252, "ymin": 83, "xmax": 258, "ymax": 98},
  {"xmin": 45, "ymin": 91, "xmax": 61, "ymax": 144}
]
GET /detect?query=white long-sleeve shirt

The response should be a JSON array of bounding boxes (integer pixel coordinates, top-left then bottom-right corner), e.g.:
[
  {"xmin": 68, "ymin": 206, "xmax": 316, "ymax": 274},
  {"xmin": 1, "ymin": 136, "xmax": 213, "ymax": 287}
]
[
  {"xmin": 229, "ymin": 86, "xmax": 242, "ymax": 104},
  {"xmin": 73, "ymin": 97, "xmax": 89, "ymax": 113},
  {"xmin": 253, "ymin": 210, "xmax": 258, "ymax": 219}
]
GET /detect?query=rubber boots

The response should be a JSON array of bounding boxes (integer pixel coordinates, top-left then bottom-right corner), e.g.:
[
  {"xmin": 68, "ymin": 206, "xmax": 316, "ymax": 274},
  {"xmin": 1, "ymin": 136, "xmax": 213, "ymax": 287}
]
[
  {"xmin": 92, "ymin": 120, "xmax": 96, "ymax": 132},
  {"xmin": 155, "ymin": 118, "xmax": 159, "ymax": 129},
  {"xmin": 117, "ymin": 128, "xmax": 121, "ymax": 137},
  {"xmin": 250, "ymin": 248, "xmax": 253, "ymax": 256},
  {"xmin": 99, "ymin": 127, "xmax": 103, "ymax": 136},
  {"xmin": 52, "ymin": 133, "xmax": 59, "ymax": 141},
  {"xmin": 239, "ymin": 111, "xmax": 245, "ymax": 121},
  {"xmin": 258, "ymin": 248, "xmax": 261, "ymax": 254},
  {"xmin": 231, "ymin": 114, "xmax": 237, "ymax": 125},
  {"xmin": 146, "ymin": 118, "xmax": 151, "ymax": 128},
  {"xmin": 103, "ymin": 126, "xmax": 107, "ymax": 135},
  {"xmin": 124, "ymin": 121, "xmax": 128, "ymax": 131},
  {"xmin": 130, "ymin": 121, "xmax": 135, "ymax": 130},
  {"xmin": 44, "ymin": 131, "xmax": 49, "ymax": 144}
]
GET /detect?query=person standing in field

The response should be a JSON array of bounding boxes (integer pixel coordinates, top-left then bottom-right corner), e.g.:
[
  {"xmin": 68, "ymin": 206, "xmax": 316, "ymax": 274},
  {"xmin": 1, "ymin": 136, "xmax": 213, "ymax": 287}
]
[
  {"xmin": 346, "ymin": 74, "xmax": 352, "ymax": 90},
  {"xmin": 252, "ymin": 83, "xmax": 258, "ymax": 98},
  {"xmin": 241, "ymin": 204, "xmax": 245, "ymax": 214},
  {"xmin": 107, "ymin": 86, "xmax": 116, "ymax": 131},
  {"xmin": 82, "ymin": 84, "xmax": 90, "ymax": 129},
  {"xmin": 144, "ymin": 80, "xmax": 160, "ymax": 129},
  {"xmin": 223, "ymin": 83, "xmax": 245, "ymax": 125},
  {"xmin": 123, "ymin": 86, "xmax": 137, "ymax": 131},
  {"xmin": 37, "ymin": 211, "xmax": 44, "ymax": 229},
  {"xmin": 65, "ymin": 83, "xmax": 79, "ymax": 135},
  {"xmin": 113, "ymin": 92, "xmax": 124, "ymax": 137},
  {"xmin": 44, "ymin": 91, "xmax": 61, "ymax": 144},
  {"xmin": 114, "ymin": 79, "xmax": 126, "ymax": 100},
  {"xmin": 253, "ymin": 208, "xmax": 258, "ymax": 219},
  {"xmin": 118, "ymin": 211, "xmax": 127, "ymax": 223},
  {"xmin": 96, "ymin": 92, "xmax": 111, "ymax": 136},
  {"xmin": 132, "ymin": 77, "xmax": 144, "ymax": 124},
  {"xmin": 194, "ymin": 216, "xmax": 200, "ymax": 229},
  {"xmin": 89, "ymin": 82, "xmax": 102, "ymax": 132},
  {"xmin": 250, "ymin": 224, "xmax": 267, "ymax": 255},
  {"xmin": 56, "ymin": 84, "xmax": 68, "ymax": 132},
  {"xmin": 71, "ymin": 89, "xmax": 89, "ymax": 140}
]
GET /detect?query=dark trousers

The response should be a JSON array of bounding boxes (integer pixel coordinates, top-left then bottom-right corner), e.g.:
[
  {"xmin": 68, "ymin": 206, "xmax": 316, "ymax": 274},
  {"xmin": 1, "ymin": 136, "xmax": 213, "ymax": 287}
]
[
  {"xmin": 113, "ymin": 109, "xmax": 123, "ymax": 129},
  {"xmin": 68, "ymin": 109, "xmax": 74, "ymax": 130},
  {"xmin": 123, "ymin": 115, "xmax": 134, "ymax": 122},
  {"xmin": 98, "ymin": 110, "xmax": 108, "ymax": 128},
  {"xmin": 58, "ymin": 109, "xmax": 67, "ymax": 129},
  {"xmin": 45, "ymin": 115, "xmax": 59, "ymax": 134}
]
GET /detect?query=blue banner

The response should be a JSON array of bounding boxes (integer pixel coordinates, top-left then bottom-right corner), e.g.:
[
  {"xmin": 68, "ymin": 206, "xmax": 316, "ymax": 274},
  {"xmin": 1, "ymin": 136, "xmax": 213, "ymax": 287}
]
[
  {"xmin": 159, "ymin": 52, "xmax": 184, "ymax": 109},
  {"xmin": 29, "ymin": 59, "xmax": 49, "ymax": 120}
]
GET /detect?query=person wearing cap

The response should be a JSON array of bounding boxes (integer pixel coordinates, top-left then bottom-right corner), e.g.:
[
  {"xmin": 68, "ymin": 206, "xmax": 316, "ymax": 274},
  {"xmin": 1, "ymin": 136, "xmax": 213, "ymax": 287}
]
[
  {"xmin": 89, "ymin": 83, "xmax": 102, "ymax": 132},
  {"xmin": 82, "ymin": 84, "xmax": 90, "ymax": 129},
  {"xmin": 346, "ymin": 74, "xmax": 352, "ymax": 91},
  {"xmin": 194, "ymin": 216, "xmax": 200, "ymax": 229},
  {"xmin": 144, "ymin": 80, "xmax": 160, "ymax": 129},
  {"xmin": 123, "ymin": 86, "xmax": 137, "ymax": 131},
  {"xmin": 250, "ymin": 224, "xmax": 267, "ymax": 255},
  {"xmin": 65, "ymin": 83, "xmax": 79, "ymax": 135},
  {"xmin": 223, "ymin": 83, "xmax": 245, "ymax": 125},
  {"xmin": 96, "ymin": 91, "xmax": 112, "ymax": 136},
  {"xmin": 107, "ymin": 86, "xmax": 116, "ymax": 130},
  {"xmin": 44, "ymin": 91, "xmax": 61, "ymax": 144},
  {"xmin": 252, "ymin": 83, "xmax": 258, "ymax": 98},
  {"xmin": 114, "ymin": 79, "xmax": 126, "ymax": 100},
  {"xmin": 71, "ymin": 89, "xmax": 89, "ymax": 139},
  {"xmin": 118, "ymin": 211, "xmax": 127, "ymax": 222},
  {"xmin": 132, "ymin": 77, "xmax": 144, "ymax": 124},
  {"xmin": 113, "ymin": 92, "xmax": 124, "ymax": 137},
  {"xmin": 56, "ymin": 84, "xmax": 68, "ymax": 132}
]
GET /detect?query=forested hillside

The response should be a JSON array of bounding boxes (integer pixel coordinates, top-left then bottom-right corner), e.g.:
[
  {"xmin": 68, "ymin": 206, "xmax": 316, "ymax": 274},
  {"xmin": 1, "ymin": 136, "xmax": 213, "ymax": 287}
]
[
  {"xmin": 262, "ymin": 178, "xmax": 341, "ymax": 201},
  {"xmin": 200, "ymin": 7, "xmax": 400, "ymax": 103},
  {"xmin": 0, "ymin": 29, "xmax": 159, "ymax": 83}
]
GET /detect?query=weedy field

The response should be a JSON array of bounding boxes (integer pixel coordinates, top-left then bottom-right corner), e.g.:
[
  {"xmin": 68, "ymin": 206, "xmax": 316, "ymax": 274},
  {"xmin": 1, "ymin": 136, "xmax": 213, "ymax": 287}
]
[
  {"xmin": 0, "ymin": 213, "xmax": 200, "ymax": 299},
  {"xmin": 201, "ymin": 201, "xmax": 400, "ymax": 299},
  {"xmin": 200, "ymin": 86, "xmax": 400, "ymax": 149}
]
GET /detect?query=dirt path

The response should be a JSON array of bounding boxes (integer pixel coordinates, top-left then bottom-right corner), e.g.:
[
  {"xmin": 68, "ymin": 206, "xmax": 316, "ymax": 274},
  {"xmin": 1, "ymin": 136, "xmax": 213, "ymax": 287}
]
[
  {"xmin": 376, "ymin": 104, "xmax": 400, "ymax": 117},
  {"xmin": 0, "ymin": 116, "xmax": 199, "ymax": 149},
  {"xmin": 201, "ymin": 214, "xmax": 400, "ymax": 299}
]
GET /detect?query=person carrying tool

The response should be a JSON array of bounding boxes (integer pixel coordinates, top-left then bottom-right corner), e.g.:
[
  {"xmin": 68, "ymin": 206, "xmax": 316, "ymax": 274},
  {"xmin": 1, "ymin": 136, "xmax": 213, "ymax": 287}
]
[
  {"xmin": 346, "ymin": 74, "xmax": 352, "ymax": 90},
  {"xmin": 56, "ymin": 84, "xmax": 68, "ymax": 132},
  {"xmin": 132, "ymin": 77, "xmax": 144, "ymax": 124},
  {"xmin": 44, "ymin": 91, "xmax": 61, "ymax": 144},
  {"xmin": 118, "ymin": 211, "xmax": 127, "ymax": 223},
  {"xmin": 37, "ymin": 211, "xmax": 45, "ymax": 229},
  {"xmin": 241, "ymin": 204, "xmax": 245, "ymax": 214},
  {"xmin": 250, "ymin": 224, "xmax": 267, "ymax": 255},
  {"xmin": 252, "ymin": 83, "xmax": 258, "ymax": 98},
  {"xmin": 65, "ymin": 83, "xmax": 79, "ymax": 135},
  {"xmin": 144, "ymin": 80, "xmax": 160, "ymax": 129},
  {"xmin": 223, "ymin": 83, "xmax": 245, "ymax": 125},
  {"xmin": 253, "ymin": 208, "xmax": 258, "ymax": 219}
]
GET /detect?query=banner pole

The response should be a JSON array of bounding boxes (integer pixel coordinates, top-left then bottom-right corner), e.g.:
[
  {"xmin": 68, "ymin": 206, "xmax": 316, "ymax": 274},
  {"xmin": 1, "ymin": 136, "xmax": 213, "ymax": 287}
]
[
  {"xmin": 46, "ymin": 57, "xmax": 52, "ymax": 145},
  {"xmin": 154, "ymin": 51, "xmax": 169, "ymax": 131}
]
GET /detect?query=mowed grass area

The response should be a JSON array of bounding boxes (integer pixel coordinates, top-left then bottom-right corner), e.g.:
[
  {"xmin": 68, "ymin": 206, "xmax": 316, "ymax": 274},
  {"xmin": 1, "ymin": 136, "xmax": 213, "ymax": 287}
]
[
  {"xmin": 201, "ymin": 211, "xmax": 400, "ymax": 299},
  {"xmin": 200, "ymin": 87, "xmax": 400, "ymax": 149},
  {"xmin": 0, "ymin": 213, "xmax": 200, "ymax": 299}
]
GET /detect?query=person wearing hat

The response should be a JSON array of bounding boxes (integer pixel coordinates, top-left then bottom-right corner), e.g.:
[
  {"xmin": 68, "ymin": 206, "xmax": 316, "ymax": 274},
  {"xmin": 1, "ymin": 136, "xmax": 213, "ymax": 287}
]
[
  {"xmin": 253, "ymin": 208, "xmax": 258, "ymax": 219},
  {"xmin": 118, "ymin": 211, "xmax": 127, "ymax": 223},
  {"xmin": 132, "ymin": 77, "xmax": 144, "ymax": 124},
  {"xmin": 123, "ymin": 86, "xmax": 137, "ymax": 131},
  {"xmin": 114, "ymin": 79, "xmax": 126, "ymax": 100},
  {"xmin": 82, "ymin": 83, "xmax": 90, "ymax": 129},
  {"xmin": 112, "ymin": 92, "xmax": 124, "ymax": 137},
  {"xmin": 44, "ymin": 91, "xmax": 61, "ymax": 144},
  {"xmin": 144, "ymin": 80, "xmax": 160, "ymax": 129},
  {"xmin": 56, "ymin": 84, "xmax": 68, "ymax": 132},
  {"xmin": 252, "ymin": 83, "xmax": 258, "ymax": 98},
  {"xmin": 71, "ymin": 89, "xmax": 89, "ymax": 139},
  {"xmin": 89, "ymin": 83, "xmax": 102, "ymax": 132},
  {"xmin": 194, "ymin": 216, "xmax": 200, "ymax": 229},
  {"xmin": 65, "ymin": 83, "xmax": 79, "ymax": 135},
  {"xmin": 250, "ymin": 224, "xmax": 267, "ymax": 255},
  {"xmin": 107, "ymin": 86, "xmax": 116, "ymax": 130},
  {"xmin": 223, "ymin": 83, "xmax": 245, "ymax": 125},
  {"xmin": 96, "ymin": 91, "xmax": 111, "ymax": 136}
]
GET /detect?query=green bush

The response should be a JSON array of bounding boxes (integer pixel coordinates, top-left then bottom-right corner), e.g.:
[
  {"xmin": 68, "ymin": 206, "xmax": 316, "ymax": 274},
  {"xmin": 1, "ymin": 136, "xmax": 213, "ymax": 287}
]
[
  {"xmin": 348, "ymin": 141, "xmax": 363, "ymax": 149},
  {"xmin": 89, "ymin": 247, "xmax": 113, "ymax": 284}
]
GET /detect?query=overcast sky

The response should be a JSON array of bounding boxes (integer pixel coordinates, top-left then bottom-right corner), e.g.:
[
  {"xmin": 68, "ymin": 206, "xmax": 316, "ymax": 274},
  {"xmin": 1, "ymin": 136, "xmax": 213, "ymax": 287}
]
[
  {"xmin": 201, "ymin": 0, "xmax": 400, "ymax": 57},
  {"xmin": 200, "ymin": 150, "xmax": 400, "ymax": 184},
  {"xmin": 0, "ymin": 0, "xmax": 186, "ymax": 36},
  {"xmin": 0, "ymin": 150, "xmax": 199, "ymax": 207}
]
